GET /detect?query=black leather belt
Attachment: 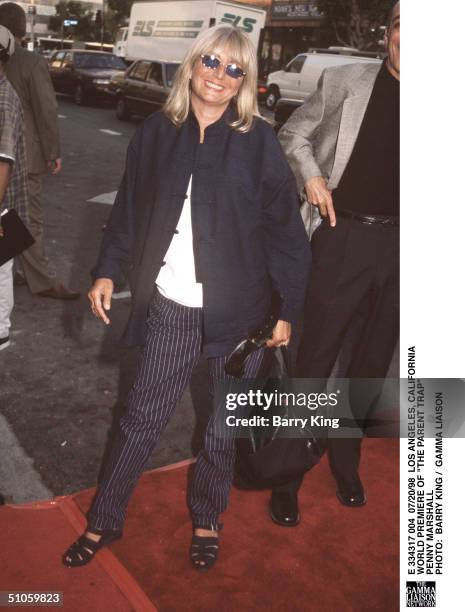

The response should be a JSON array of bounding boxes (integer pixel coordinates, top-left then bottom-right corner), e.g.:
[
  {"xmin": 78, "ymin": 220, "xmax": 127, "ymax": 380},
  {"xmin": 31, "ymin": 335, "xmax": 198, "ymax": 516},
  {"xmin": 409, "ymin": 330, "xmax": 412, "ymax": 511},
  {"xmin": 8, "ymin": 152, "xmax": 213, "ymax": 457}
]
[{"xmin": 338, "ymin": 208, "xmax": 399, "ymax": 226}]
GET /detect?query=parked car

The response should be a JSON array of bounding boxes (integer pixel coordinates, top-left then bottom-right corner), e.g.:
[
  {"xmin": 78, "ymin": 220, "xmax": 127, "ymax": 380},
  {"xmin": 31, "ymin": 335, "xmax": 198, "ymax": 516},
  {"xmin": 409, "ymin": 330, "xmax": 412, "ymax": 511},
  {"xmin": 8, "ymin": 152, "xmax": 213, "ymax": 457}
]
[
  {"xmin": 109, "ymin": 59, "xmax": 180, "ymax": 120},
  {"xmin": 264, "ymin": 49, "xmax": 382, "ymax": 109},
  {"xmin": 48, "ymin": 50, "xmax": 127, "ymax": 105},
  {"xmin": 36, "ymin": 47, "xmax": 53, "ymax": 59},
  {"xmin": 257, "ymin": 80, "xmax": 268, "ymax": 104}
]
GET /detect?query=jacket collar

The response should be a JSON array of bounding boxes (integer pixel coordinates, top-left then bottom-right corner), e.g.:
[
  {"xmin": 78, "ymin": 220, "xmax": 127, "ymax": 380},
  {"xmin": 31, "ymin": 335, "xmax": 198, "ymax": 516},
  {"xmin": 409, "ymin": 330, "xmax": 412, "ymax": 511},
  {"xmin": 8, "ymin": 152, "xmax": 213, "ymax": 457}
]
[{"xmin": 187, "ymin": 103, "xmax": 237, "ymax": 139}]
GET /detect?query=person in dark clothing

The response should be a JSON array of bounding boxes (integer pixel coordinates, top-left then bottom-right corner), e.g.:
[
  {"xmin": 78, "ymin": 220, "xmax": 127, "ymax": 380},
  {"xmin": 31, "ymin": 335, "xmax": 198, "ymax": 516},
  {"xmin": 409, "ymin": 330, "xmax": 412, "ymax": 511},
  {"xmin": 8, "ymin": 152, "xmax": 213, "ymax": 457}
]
[
  {"xmin": 273, "ymin": 2, "xmax": 400, "ymax": 526},
  {"xmin": 62, "ymin": 25, "xmax": 310, "ymax": 571},
  {"xmin": 0, "ymin": 3, "xmax": 79, "ymax": 300}
]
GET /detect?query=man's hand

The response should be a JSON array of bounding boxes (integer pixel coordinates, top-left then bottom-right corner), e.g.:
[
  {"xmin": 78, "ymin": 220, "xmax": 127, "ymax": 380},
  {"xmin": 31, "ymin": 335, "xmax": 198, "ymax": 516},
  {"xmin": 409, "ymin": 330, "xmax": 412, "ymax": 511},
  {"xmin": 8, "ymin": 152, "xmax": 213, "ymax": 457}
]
[
  {"xmin": 305, "ymin": 176, "xmax": 336, "ymax": 227},
  {"xmin": 266, "ymin": 320, "xmax": 291, "ymax": 348},
  {"xmin": 88, "ymin": 278, "xmax": 114, "ymax": 325},
  {"xmin": 48, "ymin": 158, "xmax": 62, "ymax": 175}
]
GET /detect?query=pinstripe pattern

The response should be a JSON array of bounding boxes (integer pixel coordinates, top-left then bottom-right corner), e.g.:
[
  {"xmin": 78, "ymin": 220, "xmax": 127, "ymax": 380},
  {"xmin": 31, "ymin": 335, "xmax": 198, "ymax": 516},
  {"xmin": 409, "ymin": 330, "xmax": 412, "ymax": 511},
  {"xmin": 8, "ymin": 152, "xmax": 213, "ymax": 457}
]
[
  {"xmin": 88, "ymin": 291, "xmax": 264, "ymax": 532},
  {"xmin": 189, "ymin": 349, "xmax": 263, "ymax": 530}
]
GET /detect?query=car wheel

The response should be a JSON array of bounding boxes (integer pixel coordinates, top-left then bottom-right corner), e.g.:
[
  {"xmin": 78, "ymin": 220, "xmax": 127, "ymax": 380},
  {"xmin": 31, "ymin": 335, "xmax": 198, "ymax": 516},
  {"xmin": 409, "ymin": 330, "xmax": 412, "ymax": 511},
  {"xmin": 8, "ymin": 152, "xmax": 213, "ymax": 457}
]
[
  {"xmin": 73, "ymin": 83, "xmax": 85, "ymax": 105},
  {"xmin": 265, "ymin": 86, "xmax": 280, "ymax": 110},
  {"xmin": 116, "ymin": 97, "xmax": 130, "ymax": 121}
]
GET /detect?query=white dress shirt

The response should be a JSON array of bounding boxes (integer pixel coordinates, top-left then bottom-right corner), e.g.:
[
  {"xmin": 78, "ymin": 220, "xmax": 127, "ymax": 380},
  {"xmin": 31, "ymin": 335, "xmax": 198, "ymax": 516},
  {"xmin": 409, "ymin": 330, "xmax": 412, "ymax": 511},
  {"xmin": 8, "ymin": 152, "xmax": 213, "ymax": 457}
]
[{"xmin": 155, "ymin": 176, "xmax": 203, "ymax": 307}]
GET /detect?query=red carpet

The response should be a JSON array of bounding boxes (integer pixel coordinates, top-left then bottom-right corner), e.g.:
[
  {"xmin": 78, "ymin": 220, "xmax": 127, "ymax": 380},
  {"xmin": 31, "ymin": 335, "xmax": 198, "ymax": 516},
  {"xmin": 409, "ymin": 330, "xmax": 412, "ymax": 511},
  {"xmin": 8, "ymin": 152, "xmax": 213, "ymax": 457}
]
[
  {"xmin": 0, "ymin": 499, "xmax": 153, "ymax": 611},
  {"xmin": 0, "ymin": 439, "xmax": 398, "ymax": 611}
]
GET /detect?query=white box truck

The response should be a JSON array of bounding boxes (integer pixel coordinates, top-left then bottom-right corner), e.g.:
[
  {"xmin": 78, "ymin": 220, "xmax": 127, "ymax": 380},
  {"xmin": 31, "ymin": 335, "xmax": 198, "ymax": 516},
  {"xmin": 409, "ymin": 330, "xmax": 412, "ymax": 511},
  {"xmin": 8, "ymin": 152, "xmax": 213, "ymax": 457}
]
[{"xmin": 115, "ymin": 0, "xmax": 266, "ymax": 62}]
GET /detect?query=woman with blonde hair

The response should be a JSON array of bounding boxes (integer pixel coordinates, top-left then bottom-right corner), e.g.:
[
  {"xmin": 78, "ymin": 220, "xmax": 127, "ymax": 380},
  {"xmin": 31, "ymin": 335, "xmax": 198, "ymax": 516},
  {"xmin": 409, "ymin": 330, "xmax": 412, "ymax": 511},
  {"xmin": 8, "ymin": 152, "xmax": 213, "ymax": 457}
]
[{"xmin": 63, "ymin": 24, "xmax": 309, "ymax": 571}]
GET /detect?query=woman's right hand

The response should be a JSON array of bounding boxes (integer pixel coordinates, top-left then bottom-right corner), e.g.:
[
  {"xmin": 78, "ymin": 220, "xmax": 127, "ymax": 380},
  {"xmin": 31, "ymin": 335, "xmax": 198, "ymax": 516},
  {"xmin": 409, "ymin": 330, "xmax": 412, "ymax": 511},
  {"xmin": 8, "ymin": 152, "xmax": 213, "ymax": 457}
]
[{"xmin": 88, "ymin": 278, "xmax": 114, "ymax": 325}]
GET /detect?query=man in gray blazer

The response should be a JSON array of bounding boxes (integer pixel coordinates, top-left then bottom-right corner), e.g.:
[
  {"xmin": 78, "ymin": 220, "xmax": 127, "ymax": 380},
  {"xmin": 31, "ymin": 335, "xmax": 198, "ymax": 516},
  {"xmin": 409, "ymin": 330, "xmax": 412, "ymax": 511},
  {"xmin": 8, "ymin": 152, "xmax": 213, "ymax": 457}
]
[
  {"xmin": 270, "ymin": 2, "xmax": 400, "ymax": 526},
  {"xmin": 0, "ymin": 3, "xmax": 79, "ymax": 300}
]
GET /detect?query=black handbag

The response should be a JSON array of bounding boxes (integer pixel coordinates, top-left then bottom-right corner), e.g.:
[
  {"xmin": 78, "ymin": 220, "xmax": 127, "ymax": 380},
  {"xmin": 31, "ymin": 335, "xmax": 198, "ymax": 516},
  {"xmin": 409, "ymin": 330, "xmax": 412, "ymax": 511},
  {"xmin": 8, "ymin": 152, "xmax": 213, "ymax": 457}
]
[
  {"xmin": 224, "ymin": 291, "xmax": 282, "ymax": 378},
  {"xmin": 227, "ymin": 331, "xmax": 326, "ymax": 488},
  {"xmin": 0, "ymin": 209, "xmax": 35, "ymax": 265}
]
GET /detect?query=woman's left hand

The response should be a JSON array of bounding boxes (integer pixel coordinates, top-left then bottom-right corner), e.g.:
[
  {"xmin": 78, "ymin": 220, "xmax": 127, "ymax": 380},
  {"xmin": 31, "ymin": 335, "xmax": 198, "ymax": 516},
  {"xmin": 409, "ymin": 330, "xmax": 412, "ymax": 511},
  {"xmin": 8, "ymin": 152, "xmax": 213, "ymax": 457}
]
[{"xmin": 266, "ymin": 320, "xmax": 291, "ymax": 348}]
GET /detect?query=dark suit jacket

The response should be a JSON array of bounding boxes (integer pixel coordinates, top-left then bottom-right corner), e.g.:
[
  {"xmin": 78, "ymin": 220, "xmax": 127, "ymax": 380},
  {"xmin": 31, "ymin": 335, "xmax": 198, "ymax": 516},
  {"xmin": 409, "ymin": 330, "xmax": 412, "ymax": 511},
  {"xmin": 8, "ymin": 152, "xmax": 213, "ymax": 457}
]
[{"xmin": 93, "ymin": 108, "xmax": 310, "ymax": 357}]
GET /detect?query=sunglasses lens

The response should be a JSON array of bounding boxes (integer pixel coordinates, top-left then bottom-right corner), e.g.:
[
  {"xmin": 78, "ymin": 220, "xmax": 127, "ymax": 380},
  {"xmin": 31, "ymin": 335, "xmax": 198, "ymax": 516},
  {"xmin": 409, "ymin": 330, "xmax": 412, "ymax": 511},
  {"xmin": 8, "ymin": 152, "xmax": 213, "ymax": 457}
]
[
  {"xmin": 225, "ymin": 64, "xmax": 245, "ymax": 79},
  {"xmin": 202, "ymin": 54, "xmax": 220, "ymax": 69},
  {"xmin": 201, "ymin": 55, "xmax": 244, "ymax": 78}
]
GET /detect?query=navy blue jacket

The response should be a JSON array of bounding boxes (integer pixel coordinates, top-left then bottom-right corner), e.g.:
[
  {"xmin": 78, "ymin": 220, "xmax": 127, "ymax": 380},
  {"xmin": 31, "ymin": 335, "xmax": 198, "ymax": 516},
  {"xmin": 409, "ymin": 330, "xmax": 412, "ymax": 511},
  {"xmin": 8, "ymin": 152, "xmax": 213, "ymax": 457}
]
[{"xmin": 93, "ymin": 107, "xmax": 310, "ymax": 357}]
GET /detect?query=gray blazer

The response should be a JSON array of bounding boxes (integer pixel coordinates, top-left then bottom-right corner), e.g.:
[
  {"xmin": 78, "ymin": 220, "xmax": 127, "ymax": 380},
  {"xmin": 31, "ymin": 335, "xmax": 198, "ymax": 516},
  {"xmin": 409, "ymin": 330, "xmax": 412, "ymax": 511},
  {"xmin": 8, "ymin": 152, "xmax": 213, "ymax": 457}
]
[
  {"xmin": 278, "ymin": 62, "xmax": 382, "ymax": 236},
  {"xmin": 6, "ymin": 46, "xmax": 61, "ymax": 175}
]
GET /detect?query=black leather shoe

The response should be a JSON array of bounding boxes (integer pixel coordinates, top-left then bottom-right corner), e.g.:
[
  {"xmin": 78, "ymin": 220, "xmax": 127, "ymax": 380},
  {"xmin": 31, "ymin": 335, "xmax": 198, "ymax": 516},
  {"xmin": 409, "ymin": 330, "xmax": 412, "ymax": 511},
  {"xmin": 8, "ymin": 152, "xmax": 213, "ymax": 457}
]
[
  {"xmin": 269, "ymin": 491, "xmax": 300, "ymax": 527},
  {"xmin": 336, "ymin": 482, "xmax": 367, "ymax": 507}
]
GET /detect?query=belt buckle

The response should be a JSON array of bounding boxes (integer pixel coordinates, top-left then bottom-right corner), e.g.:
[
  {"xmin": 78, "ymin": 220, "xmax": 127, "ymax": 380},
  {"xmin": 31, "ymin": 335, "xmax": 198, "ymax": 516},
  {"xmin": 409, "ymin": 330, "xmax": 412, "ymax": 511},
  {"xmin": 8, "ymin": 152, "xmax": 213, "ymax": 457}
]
[
  {"xmin": 360, "ymin": 215, "xmax": 377, "ymax": 225},
  {"xmin": 360, "ymin": 215, "xmax": 394, "ymax": 226}
]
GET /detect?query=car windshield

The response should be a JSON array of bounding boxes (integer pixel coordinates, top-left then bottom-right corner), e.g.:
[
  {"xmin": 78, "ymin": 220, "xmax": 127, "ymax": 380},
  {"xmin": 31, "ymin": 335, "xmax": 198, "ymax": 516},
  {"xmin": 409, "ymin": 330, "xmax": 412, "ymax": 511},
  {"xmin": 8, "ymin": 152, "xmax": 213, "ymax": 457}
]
[
  {"xmin": 74, "ymin": 53, "xmax": 126, "ymax": 70},
  {"xmin": 165, "ymin": 63, "xmax": 179, "ymax": 87}
]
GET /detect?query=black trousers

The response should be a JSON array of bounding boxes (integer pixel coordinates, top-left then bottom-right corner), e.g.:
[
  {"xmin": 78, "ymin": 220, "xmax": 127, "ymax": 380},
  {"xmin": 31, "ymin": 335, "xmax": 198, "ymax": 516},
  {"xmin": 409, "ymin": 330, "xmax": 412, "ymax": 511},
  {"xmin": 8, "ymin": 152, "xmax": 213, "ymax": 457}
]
[
  {"xmin": 278, "ymin": 216, "xmax": 399, "ymax": 496},
  {"xmin": 88, "ymin": 291, "xmax": 264, "ymax": 531}
]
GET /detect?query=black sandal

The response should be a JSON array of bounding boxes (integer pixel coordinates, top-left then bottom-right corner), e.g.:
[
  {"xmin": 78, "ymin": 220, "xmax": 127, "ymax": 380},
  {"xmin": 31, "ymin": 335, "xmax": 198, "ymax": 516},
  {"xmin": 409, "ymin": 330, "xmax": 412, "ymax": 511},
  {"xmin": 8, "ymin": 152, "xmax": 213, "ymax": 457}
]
[
  {"xmin": 190, "ymin": 534, "xmax": 219, "ymax": 571},
  {"xmin": 62, "ymin": 527, "xmax": 122, "ymax": 567}
]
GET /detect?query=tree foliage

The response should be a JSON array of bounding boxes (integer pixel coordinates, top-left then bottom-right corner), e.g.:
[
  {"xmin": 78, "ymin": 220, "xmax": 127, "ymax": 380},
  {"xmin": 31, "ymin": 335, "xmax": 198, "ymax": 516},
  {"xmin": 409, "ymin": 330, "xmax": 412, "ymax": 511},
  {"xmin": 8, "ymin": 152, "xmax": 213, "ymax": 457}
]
[
  {"xmin": 48, "ymin": 1, "xmax": 124, "ymax": 42},
  {"xmin": 49, "ymin": 1, "xmax": 97, "ymax": 40},
  {"xmin": 316, "ymin": 0, "xmax": 393, "ymax": 50},
  {"xmin": 106, "ymin": 0, "xmax": 132, "ymax": 23}
]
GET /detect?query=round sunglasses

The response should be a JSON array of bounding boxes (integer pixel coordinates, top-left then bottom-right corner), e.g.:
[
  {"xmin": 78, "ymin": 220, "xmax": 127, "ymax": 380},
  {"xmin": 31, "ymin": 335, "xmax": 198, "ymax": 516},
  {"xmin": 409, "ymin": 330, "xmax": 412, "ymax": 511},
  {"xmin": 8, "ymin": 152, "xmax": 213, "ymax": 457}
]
[{"xmin": 200, "ymin": 54, "xmax": 246, "ymax": 79}]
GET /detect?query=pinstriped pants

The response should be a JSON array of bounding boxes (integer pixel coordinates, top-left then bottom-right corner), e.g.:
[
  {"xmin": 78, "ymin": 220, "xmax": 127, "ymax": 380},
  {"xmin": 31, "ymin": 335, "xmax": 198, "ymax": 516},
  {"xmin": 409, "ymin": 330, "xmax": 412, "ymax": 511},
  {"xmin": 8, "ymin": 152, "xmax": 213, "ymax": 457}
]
[{"xmin": 88, "ymin": 291, "xmax": 263, "ymax": 532}]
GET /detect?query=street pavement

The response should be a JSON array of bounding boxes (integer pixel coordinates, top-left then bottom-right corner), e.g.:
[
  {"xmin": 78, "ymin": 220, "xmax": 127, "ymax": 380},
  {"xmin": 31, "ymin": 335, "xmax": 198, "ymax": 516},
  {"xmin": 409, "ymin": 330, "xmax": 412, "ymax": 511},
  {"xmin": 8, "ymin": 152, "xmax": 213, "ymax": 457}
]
[{"xmin": 0, "ymin": 96, "xmax": 214, "ymax": 503}]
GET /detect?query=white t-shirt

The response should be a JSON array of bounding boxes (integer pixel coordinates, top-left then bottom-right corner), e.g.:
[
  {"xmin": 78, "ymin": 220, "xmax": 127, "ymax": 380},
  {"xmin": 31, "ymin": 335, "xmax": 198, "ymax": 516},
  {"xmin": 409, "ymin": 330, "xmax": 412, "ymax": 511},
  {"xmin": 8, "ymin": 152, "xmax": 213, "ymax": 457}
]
[{"xmin": 155, "ymin": 176, "xmax": 203, "ymax": 307}]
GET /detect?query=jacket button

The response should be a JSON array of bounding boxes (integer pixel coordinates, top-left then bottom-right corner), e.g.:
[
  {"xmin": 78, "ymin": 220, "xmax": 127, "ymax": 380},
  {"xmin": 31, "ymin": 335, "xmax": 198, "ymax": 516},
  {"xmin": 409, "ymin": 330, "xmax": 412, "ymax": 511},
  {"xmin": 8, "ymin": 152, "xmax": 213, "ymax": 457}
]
[{"xmin": 174, "ymin": 229, "xmax": 179, "ymax": 234}]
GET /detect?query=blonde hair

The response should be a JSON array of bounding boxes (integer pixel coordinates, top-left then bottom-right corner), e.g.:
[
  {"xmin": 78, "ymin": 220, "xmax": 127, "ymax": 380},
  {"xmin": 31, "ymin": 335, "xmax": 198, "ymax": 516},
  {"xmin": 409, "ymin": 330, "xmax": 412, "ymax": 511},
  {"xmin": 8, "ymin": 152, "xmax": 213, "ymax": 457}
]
[{"xmin": 163, "ymin": 24, "xmax": 260, "ymax": 133}]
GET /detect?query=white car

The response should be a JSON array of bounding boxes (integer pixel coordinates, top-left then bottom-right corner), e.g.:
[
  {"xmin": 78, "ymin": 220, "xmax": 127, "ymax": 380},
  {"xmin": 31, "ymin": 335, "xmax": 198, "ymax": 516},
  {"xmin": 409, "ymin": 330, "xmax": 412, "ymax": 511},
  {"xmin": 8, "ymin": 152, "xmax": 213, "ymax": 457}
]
[{"xmin": 265, "ymin": 50, "xmax": 382, "ymax": 109}]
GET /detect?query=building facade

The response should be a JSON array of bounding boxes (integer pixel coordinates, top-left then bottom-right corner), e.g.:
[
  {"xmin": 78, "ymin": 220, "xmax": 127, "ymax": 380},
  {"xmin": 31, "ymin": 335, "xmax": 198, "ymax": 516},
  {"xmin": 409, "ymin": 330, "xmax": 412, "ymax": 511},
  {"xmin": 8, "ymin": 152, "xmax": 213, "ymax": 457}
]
[{"xmin": 234, "ymin": 0, "xmax": 328, "ymax": 78}]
